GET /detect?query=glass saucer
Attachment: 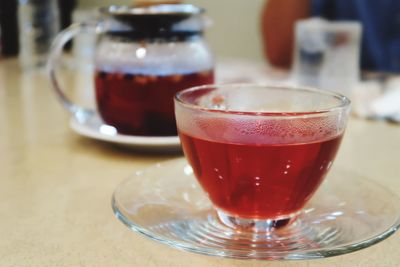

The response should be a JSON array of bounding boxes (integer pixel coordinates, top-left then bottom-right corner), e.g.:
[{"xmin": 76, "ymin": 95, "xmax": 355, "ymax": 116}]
[{"xmin": 112, "ymin": 158, "xmax": 400, "ymax": 260}]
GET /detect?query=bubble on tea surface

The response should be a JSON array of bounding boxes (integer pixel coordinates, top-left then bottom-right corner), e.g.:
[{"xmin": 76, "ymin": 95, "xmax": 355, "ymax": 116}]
[
  {"xmin": 197, "ymin": 92, "xmax": 227, "ymax": 110},
  {"xmin": 209, "ymin": 94, "xmax": 227, "ymax": 110}
]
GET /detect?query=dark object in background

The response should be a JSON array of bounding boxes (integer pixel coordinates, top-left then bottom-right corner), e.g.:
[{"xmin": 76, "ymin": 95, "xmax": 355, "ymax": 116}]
[
  {"xmin": 58, "ymin": 0, "xmax": 76, "ymax": 30},
  {"xmin": 0, "ymin": 0, "xmax": 76, "ymax": 58},
  {"xmin": 0, "ymin": 0, "xmax": 19, "ymax": 57},
  {"xmin": 58, "ymin": 0, "xmax": 77, "ymax": 50}
]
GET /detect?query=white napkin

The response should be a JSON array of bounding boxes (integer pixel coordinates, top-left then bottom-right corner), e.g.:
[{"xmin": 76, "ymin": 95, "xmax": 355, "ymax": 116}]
[{"xmin": 352, "ymin": 77, "xmax": 400, "ymax": 122}]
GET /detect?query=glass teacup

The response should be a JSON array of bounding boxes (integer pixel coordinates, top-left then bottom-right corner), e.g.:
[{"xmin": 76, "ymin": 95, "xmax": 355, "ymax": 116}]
[{"xmin": 175, "ymin": 84, "xmax": 350, "ymax": 231}]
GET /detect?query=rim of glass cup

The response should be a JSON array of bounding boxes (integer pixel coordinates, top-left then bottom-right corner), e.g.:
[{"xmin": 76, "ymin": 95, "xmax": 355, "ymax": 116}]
[{"xmin": 174, "ymin": 83, "xmax": 351, "ymax": 119}]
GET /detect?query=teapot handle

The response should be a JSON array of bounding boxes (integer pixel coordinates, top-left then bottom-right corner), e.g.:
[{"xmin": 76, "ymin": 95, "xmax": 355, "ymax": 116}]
[{"xmin": 47, "ymin": 21, "xmax": 102, "ymax": 119}]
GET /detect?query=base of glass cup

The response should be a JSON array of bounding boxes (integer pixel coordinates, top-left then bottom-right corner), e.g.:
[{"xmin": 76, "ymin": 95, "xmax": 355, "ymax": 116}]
[{"xmin": 216, "ymin": 209, "xmax": 299, "ymax": 233}]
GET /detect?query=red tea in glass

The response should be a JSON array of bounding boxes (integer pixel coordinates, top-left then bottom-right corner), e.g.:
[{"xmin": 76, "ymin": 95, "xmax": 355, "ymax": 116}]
[
  {"xmin": 179, "ymin": 127, "xmax": 342, "ymax": 219},
  {"xmin": 95, "ymin": 70, "xmax": 214, "ymax": 136},
  {"xmin": 175, "ymin": 84, "xmax": 350, "ymax": 230}
]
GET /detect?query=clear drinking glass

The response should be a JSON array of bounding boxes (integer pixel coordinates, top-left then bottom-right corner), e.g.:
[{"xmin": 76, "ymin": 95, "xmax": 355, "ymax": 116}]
[
  {"xmin": 19, "ymin": 0, "xmax": 60, "ymax": 70},
  {"xmin": 175, "ymin": 84, "xmax": 350, "ymax": 232},
  {"xmin": 291, "ymin": 18, "xmax": 362, "ymax": 97}
]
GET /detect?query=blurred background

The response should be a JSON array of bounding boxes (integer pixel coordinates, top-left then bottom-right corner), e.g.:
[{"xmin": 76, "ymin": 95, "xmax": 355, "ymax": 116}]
[
  {"xmin": 0, "ymin": 0, "xmax": 266, "ymax": 62},
  {"xmin": 78, "ymin": 0, "xmax": 266, "ymax": 61},
  {"xmin": 1, "ymin": 0, "xmax": 400, "ymax": 120}
]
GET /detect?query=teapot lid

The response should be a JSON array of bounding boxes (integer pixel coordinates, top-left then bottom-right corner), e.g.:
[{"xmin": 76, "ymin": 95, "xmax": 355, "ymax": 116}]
[
  {"xmin": 99, "ymin": 4, "xmax": 208, "ymax": 40},
  {"xmin": 101, "ymin": 4, "xmax": 204, "ymax": 17},
  {"xmin": 100, "ymin": 4, "xmax": 205, "ymax": 30}
]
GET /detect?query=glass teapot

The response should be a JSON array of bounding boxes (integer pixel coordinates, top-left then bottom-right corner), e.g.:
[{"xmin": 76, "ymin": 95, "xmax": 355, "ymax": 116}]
[{"xmin": 48, "ymin": 4, "xmax": 214, "ymax": 136}]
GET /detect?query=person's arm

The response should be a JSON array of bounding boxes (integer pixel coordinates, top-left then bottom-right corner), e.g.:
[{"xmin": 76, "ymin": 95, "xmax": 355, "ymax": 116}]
[{"xmin": 261, "ymin": 0, "xmax": 310, "ymax": 68}]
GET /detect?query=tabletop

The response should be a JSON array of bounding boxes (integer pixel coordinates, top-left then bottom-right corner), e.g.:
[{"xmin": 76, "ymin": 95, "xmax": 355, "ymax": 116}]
[{"xmin": 0, "ymin": 58, "xmax": 399, "ymax": 267}]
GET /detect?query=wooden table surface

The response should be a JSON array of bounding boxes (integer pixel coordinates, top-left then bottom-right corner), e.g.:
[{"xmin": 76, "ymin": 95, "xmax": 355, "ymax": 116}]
[{"xmin": 0, "ymin": 59, "xmax": 399, "ymax": 266}]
